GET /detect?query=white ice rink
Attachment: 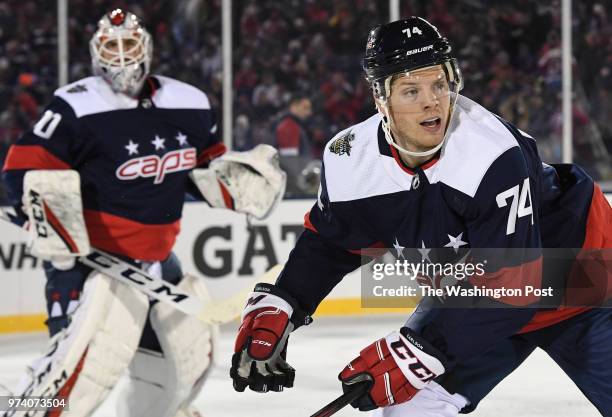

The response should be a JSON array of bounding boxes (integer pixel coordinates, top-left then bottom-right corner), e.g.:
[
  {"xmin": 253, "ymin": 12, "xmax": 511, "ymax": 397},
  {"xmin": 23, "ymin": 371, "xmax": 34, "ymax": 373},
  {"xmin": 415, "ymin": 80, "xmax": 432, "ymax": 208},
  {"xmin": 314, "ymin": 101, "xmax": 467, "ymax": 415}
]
[{"xmin": 0, "ymin": 315, "xmax": 601, "ymax": 417}]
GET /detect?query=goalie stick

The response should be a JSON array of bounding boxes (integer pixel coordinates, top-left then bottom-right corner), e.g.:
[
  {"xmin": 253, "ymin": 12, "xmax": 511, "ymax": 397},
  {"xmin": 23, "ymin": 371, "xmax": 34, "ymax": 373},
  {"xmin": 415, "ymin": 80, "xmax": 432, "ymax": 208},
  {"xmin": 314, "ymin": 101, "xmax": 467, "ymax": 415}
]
[
  {"xmin": 309, "ymin": 382, "xmax": 370, "ymax": 417},
  {"xmin": 0, "ymin": 207, "xmax": 282, "ymax": 325}
]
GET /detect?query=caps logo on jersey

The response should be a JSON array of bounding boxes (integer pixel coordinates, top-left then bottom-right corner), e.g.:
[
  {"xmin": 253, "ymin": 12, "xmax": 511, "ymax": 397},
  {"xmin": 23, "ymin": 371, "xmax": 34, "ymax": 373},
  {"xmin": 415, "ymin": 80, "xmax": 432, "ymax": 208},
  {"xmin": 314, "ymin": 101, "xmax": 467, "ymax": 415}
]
[
  {"xmin": 116, "ymin": 147, "xmax": 196, "ymax": 184},
  {"xmin": 329, "ymin": 130, "xmax": 355, "ymax": 156}
]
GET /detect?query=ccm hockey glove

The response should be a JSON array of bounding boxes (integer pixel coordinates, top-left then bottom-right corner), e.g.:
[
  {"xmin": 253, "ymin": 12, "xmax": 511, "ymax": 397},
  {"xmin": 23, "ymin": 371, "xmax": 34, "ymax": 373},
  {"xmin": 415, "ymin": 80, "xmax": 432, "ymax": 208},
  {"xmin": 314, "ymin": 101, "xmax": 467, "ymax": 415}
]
[
  {"xmin": 231, "ymin": 283, "xmax": 311, "ymax": 393},
  {"xmin": 339, "ymin": 327, "xmax": 447, "ymax": 411}
]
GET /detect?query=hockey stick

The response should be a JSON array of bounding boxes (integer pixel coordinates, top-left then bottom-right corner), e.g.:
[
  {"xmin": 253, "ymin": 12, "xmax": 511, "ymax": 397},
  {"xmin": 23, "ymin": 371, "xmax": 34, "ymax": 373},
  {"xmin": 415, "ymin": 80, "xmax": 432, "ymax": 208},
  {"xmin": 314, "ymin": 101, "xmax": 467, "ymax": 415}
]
[
  {"xmin": 0, "ymin": 207, "xmax": 282, "ymax": 324},
  {"xmin": 309, "ymin": 382, "xmax": 370, "ymax": 417}
]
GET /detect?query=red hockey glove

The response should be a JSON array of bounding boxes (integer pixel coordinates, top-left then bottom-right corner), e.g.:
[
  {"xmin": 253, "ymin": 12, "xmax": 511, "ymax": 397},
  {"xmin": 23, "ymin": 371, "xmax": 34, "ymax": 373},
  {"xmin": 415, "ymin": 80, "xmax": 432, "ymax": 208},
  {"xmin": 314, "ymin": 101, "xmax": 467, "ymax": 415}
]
[
  {"xmin": 339, "ymin": 327, "xmax": 447, "ymax": 411},
  {"xmin": 231, "ymin": 283, "xmax": 311, "ymax": 393}
]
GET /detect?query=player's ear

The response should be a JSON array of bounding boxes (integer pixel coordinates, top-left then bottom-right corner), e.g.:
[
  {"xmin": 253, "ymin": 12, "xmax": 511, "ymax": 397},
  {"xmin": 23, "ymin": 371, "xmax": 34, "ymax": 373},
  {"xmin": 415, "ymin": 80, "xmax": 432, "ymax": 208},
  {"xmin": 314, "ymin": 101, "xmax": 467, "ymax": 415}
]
[{"xmin": 374, "ymin": 98, "xmax": 387, "ymax": 119}]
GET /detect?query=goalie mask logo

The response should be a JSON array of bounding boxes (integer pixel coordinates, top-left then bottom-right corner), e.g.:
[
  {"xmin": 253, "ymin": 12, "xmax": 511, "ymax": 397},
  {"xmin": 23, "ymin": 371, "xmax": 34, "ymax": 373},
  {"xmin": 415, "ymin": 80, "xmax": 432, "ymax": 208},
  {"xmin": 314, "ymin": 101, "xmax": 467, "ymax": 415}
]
[{"xmin": 329, "ymin": 130, "xmax": 355, "ymax": 156}]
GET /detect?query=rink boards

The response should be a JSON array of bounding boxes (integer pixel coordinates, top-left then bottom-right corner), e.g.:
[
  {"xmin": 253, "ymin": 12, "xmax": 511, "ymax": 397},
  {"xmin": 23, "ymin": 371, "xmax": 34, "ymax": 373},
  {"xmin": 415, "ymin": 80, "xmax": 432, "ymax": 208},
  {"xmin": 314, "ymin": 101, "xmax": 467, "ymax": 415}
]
[
  {"xmin": 0, "ymin": 200, "xmax": 407, "ymax": 333},
  {"xmin": 1, "ymin": 194, "xmax": 610, "ymax": 334}
]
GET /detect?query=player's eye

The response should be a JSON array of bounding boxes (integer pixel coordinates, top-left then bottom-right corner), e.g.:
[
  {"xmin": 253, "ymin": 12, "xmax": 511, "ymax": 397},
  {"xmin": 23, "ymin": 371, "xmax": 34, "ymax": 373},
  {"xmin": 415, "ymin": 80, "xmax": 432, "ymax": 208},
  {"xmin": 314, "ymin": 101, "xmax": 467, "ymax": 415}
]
[
  {"xmin": 123, "ymin": 39, "xmax": 138, "ymax": 49},
  {"xmin": 432, "ymin": 80, "xmax": 448, "ymax": 94}
]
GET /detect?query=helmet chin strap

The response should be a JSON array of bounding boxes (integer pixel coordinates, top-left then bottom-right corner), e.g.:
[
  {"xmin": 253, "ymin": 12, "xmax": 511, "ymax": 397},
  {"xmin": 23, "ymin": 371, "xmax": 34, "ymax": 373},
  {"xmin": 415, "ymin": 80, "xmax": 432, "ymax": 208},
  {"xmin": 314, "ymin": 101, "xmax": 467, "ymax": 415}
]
[{"xmin": 380, "ymin": 111, "xmax": 444, "ymax": 157}]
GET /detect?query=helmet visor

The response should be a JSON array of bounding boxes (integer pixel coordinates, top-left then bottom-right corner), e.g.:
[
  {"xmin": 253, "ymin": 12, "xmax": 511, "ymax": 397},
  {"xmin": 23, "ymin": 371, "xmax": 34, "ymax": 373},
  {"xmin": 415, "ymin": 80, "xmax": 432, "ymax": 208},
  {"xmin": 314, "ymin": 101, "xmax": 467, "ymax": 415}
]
[{"xmin": 386, "ymin": 66, "xmax": 460, "ymax": 114}]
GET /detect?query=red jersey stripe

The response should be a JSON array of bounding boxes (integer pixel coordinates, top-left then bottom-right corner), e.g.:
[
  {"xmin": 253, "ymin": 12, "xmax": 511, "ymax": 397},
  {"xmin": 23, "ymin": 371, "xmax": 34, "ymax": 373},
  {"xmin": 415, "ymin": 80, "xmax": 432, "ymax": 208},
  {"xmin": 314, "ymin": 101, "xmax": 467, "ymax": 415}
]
[
  {"xmin": 84, "ymin": 210, "xmax": 180, "ymax": 261},
  {"xmin": 2, "ymin": 145, "xmax": 70, "ymax": 171}
]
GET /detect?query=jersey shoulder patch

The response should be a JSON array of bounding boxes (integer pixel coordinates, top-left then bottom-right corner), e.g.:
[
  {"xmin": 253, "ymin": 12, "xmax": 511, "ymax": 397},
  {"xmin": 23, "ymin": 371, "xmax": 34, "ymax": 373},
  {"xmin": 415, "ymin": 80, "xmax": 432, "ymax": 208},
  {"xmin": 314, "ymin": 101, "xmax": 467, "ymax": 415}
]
[
  {"xmin": 431, "ymin": 95, "xmax": 520, "ymax": 197},
  {"xmin": 54, "ymin": 76, "xmax": 130, "ymax": 118},
  {"xmin": 323, "ymin": 114, "xmax": 404, "ymax": 202},
  {"xmin": 152, "ymin": 75, "xmax": 211, "ymax": 110}
]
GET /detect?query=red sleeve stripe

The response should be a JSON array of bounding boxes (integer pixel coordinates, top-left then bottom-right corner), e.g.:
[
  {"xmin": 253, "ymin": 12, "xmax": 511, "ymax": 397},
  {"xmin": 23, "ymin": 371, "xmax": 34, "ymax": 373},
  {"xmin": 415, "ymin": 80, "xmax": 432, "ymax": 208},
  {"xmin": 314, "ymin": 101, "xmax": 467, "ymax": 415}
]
[
  {"xmin": 519, "ymin": 187, "xmax": 611, "ymax": 334},
  {"xmin": 347, "ymin": 242, "xmax": 387, "ymax": 257},
  {"xmin": 2, "ymin": 145, "xmax": 70, "ymax": 171},
  {"xmin": 197, "ymin": 143, "xmax": 227, "ymax": 166},
  {"xmin": 468, "ymin": 256, "xmax": 543, "ymax": 306},
  {"xmin": 43, "ymin": 201, "xmax": 80, "ymax": 254},
  {"xmin": 304, "ymin": 210, "xmax": 317, "ymax": 233},
  {"xmin": 582, "ymin": 184, "xmax": 612, "ymax": 249},
  {"xmin": 303, "ymin": 211, "xmax": 387, "ymax": 257}
]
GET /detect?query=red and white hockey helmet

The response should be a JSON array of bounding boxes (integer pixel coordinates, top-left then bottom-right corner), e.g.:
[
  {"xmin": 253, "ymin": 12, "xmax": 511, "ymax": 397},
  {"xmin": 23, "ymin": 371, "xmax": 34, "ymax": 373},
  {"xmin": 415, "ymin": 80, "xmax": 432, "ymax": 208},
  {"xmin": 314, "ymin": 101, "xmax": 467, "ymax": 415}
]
[{"xmin": 90, "ymin": 9, "xmax": 153, "ymax": 96}]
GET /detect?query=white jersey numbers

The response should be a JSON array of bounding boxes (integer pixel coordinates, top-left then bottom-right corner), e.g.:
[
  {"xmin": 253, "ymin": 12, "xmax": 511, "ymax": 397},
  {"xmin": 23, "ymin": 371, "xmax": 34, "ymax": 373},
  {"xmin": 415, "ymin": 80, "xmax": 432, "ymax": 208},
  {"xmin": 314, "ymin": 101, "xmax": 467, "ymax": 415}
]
[
  {"xmin": 33, "ymin": 110, "xmax": 62, "ymax": 139},
  {"xmin": 496, "ymin": 177, "xmax": 534, "ymax": 235},
  {"xmin": 402, "ymin": 27, "xmax": 423, "ymax": 38}
]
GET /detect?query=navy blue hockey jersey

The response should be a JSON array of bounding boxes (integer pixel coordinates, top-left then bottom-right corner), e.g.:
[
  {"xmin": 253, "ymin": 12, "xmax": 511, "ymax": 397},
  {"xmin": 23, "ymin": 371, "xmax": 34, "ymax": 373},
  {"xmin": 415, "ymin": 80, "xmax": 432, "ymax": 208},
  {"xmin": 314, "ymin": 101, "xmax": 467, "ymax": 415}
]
[
  {"xmin": 2, "ymin": 75, "xmax": 225, "ymax": 261},
  {"xmin": 278, "ymin": 95, "xmax": 611, "ymax": 364}
]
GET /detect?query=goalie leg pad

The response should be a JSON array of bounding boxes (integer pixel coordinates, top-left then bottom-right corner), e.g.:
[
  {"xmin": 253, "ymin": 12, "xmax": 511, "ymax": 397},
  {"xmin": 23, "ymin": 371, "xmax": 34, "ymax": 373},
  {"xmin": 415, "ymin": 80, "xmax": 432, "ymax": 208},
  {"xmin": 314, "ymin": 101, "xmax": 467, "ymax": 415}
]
[
  {"xmin": 5, "ymin": 272, "xmax": 149, "ymax": 417},
  {"xmin": 370, "ymin": 382, "xmax": 468, "ymax": 417},
  {"xmin": 116, "ymin": 274, "xmax": 218, "ymax": 417}
]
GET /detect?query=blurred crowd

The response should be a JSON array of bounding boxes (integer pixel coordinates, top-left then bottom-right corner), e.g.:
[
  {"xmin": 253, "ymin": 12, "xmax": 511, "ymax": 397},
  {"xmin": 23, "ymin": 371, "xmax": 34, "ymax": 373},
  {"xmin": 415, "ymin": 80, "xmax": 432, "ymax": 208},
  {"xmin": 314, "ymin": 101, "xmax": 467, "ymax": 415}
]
[{"xmin": 0, "ymin": 0, "xmax": 610, "ymax": 202}]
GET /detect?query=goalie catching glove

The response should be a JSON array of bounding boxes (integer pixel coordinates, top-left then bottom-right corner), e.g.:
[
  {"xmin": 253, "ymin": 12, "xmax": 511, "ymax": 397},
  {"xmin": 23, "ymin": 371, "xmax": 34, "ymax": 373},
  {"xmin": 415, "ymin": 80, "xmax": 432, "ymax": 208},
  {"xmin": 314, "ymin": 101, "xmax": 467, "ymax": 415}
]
[
  {"xmin": 339, "ymin": 327, "xmax": 447, "ymax": 411},
  {"xmin": 230, "ymin": 283, "xmax": 311, "ymax": 393},
  {"xmin": 190, "ymin": 144, "xmax": 286, "ymax": 220}
]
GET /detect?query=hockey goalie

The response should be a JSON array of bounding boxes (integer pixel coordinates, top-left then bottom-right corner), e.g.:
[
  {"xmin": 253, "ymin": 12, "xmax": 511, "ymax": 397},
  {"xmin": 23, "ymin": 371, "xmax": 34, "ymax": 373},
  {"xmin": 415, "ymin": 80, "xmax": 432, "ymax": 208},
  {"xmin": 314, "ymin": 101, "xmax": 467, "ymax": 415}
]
[{"xmin": 1, "ymin": 9, "xmax": 285, "ymax": 417}]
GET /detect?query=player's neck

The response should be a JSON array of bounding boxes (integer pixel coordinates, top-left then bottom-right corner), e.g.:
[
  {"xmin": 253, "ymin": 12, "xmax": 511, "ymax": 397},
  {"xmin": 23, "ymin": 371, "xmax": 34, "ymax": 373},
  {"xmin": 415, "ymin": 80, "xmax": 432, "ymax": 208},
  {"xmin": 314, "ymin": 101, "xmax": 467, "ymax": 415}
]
[{"xmin": 399, "ymin": 153, "xmax": 431, "ymax": 168}]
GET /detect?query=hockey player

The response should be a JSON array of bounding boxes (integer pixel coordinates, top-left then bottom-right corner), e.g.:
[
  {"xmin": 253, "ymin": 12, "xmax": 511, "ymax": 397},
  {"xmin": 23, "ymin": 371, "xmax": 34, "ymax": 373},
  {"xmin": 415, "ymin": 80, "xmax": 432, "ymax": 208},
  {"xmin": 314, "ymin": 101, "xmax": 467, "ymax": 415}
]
[
  {"xmin": 2, "ymin": 9, "xmax": 285, "ymax": 417},
  {"xmin": 230, "ymin": 17, "xmax": 612, "ymax": 416}
]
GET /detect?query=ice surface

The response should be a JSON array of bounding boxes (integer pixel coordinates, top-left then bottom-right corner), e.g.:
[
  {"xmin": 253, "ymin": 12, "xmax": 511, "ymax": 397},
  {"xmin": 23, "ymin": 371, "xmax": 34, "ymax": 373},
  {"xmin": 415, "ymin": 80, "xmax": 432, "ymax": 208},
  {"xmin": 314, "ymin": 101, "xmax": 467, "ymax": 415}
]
[{"xmin": 0, "ymin": 316, "xmax": 600, "ymax": 417}]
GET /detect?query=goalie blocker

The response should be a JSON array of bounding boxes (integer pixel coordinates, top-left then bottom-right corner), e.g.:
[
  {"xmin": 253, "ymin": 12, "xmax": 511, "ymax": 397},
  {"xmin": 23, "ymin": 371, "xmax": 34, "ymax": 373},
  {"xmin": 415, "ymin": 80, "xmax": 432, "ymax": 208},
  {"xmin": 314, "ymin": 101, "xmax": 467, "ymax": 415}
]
[{"xmin": 22, "ymin": 170, "xmax": 90, "ymax": 270}]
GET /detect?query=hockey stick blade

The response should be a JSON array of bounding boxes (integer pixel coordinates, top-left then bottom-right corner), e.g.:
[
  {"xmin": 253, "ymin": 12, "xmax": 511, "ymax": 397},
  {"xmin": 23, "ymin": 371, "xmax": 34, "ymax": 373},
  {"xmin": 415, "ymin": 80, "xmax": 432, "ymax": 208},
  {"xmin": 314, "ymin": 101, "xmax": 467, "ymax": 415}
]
[
  {"xmin": 309, "ymin": 382, "xmax": 370, "ymax": 417},
  {"xmin": 0, "ymin": 208, "xmax": 283, "ymax": 325}
]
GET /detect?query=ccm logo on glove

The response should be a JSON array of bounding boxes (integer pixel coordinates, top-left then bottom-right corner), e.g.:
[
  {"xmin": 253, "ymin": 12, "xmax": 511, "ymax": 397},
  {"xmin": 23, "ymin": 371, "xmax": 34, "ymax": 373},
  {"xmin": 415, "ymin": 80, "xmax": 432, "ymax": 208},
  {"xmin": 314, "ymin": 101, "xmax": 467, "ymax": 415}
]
[
  {"xmin": 389, "ymin": 336, "xmax": 437, "ymax": 383},
  {"xmin": 338, "ymin": 327, "xmax": 447, "ymax": 411}
]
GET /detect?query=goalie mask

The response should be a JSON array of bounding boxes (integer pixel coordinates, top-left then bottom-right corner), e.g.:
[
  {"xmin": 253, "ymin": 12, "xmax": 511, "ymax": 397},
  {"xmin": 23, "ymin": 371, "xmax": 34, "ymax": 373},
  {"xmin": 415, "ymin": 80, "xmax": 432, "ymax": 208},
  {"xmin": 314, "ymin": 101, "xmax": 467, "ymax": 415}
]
[
  {"xmin": 90, "ymin": 9, "xmax": 153, "ymax": 97},
  {"xmin": 363, "ymin": 17, "xmax": 463, "ymax": 158}
]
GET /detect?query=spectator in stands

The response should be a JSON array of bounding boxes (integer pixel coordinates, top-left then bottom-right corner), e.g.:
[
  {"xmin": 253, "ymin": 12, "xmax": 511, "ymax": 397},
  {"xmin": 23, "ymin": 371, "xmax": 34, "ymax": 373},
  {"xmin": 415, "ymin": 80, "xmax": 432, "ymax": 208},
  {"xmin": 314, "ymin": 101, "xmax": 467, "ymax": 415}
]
[
  {"xmin": 275, "ymin": 93, "xmax": 316, "ymax": 198},
  {"xmin": 275, "ymin": 93, "xmax": 313, "ymax": 157}
]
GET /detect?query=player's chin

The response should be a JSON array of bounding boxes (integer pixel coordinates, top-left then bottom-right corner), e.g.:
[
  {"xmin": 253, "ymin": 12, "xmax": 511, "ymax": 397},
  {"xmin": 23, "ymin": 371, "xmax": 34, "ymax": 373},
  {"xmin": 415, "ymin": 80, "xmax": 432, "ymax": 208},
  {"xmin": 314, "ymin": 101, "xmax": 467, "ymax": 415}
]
[{"xmin": 417, "ymin": 134, "xmax": 444, "ymax": 150}]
